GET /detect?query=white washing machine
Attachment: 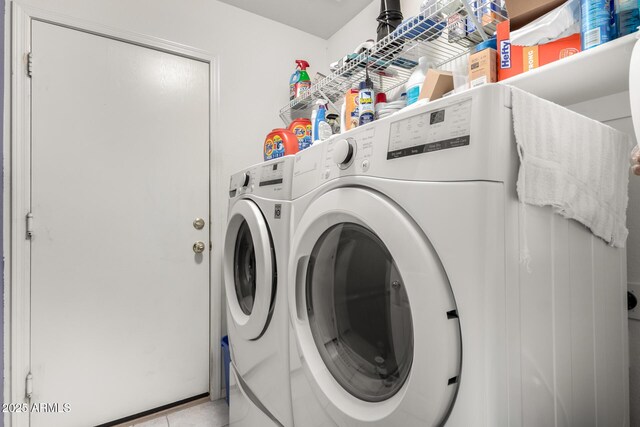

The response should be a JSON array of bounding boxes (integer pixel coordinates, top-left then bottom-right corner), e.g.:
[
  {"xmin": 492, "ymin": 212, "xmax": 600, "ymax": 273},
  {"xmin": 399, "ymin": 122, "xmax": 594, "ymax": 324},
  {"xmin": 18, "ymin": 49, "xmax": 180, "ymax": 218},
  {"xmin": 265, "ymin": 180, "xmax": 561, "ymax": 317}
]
[
  {"xmin": 224, "ymin": 157, "xmax": 295, "ymax": 427},
  {"xmin": 287, "ymin": 84, "xmax": 629, "ymax": 426}
]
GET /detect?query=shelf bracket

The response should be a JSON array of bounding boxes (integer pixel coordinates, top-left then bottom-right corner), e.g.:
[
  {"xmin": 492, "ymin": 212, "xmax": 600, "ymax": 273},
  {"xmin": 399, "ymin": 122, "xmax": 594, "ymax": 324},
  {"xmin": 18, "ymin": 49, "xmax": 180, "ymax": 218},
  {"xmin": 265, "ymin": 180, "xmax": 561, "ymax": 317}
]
[
  {"xmin": 279, "ymin": 111, "xmax": 289, "ymax": 126},
  {"xmin": 461, "ymin": 0, "xmax": 488, "ymax": 42},
  {"xmin": 318, "ymin": 88, "xmax": 339, "ymax": 113}
]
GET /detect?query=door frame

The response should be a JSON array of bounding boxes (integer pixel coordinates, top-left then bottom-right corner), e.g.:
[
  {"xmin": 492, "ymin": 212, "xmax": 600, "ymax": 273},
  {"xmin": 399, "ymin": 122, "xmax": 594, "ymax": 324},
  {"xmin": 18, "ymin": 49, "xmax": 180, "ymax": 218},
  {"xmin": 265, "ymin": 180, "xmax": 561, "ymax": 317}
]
[{"xmin": 3, "ymin": 3, "xmax": 222, "ymax": 426}]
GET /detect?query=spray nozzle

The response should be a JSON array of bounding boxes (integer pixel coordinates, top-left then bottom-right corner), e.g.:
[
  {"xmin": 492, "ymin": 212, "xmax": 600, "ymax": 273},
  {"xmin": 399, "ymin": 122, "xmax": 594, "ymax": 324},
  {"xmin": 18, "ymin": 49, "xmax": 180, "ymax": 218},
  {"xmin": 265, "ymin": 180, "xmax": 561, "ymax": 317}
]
[{"xmin": 296, "ymin": 60, "xmax": 310, "ymax": 70}]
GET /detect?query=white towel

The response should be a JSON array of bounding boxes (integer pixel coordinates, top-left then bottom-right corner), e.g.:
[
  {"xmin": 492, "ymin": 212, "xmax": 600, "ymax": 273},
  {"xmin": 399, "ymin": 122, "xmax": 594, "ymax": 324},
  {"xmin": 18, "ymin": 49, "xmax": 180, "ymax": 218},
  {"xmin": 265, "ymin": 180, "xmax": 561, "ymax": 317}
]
[{"xmin": 510, "ymin": 86, "xmax": 633, "ymax": 248}]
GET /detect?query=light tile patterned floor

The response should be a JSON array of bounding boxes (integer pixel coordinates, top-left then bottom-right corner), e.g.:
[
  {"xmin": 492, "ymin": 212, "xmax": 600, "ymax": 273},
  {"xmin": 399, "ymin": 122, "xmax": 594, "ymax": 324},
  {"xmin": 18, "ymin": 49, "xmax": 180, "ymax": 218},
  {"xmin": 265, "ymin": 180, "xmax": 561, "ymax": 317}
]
[{"xmin": 130, "ymin": 399, "xmax": 229, "ymax": 427}]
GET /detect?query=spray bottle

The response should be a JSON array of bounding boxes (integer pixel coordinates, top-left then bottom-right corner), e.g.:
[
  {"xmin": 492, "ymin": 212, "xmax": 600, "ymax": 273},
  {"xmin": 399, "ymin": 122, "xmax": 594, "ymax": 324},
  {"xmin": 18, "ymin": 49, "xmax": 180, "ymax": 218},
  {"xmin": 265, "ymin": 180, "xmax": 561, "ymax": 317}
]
[
  {"xmin": 311, "ymin": 100, "xmax": 332, "ymax": 143},
  {"xmin": 289, "ymin": 60, "xmax": 311, "ymax": 100}
]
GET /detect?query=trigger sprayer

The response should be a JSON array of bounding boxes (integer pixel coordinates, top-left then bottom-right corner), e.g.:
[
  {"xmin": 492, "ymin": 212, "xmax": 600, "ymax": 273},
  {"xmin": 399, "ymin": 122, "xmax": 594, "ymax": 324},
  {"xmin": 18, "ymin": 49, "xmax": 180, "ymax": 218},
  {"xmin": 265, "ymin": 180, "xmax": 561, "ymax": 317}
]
[{"xmin": 289, "ymin": 60, "xmax": 311, "ymax": 101}]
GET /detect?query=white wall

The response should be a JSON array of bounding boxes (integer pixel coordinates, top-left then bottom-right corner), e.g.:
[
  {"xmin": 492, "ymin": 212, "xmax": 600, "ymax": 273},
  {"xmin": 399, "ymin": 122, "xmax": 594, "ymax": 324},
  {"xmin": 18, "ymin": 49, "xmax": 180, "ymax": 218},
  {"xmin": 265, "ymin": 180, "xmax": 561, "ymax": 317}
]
[
  {"xmin": 328, "ymin": 3, "xmax": 640, "ymax": 425},
  {"xmin": 3, "ymin": 0, "xmax": 328, "ymax": 398}
]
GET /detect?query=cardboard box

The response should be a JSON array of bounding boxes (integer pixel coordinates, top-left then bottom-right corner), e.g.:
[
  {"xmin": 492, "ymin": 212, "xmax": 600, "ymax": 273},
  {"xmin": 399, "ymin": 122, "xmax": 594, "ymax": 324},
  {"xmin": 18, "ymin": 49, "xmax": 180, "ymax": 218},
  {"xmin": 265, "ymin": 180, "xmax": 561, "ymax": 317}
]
[
  {"xmin": 503, "ymin": 0, "xmax": 567, "ymax": 30},
  {"xmin": 496, "ymin": 20, "xmax": 581, "ymax": 81},
  {"xmin": 419, "ymin": 69, "xmax": 454, "ymax": 102},
  {"xmin": 469, "ymin": 48, "xmax": 497, "ymax": 87},
  {"xmin": 477, "ymin": 0, "xmax": 507, "ymax": 26}
]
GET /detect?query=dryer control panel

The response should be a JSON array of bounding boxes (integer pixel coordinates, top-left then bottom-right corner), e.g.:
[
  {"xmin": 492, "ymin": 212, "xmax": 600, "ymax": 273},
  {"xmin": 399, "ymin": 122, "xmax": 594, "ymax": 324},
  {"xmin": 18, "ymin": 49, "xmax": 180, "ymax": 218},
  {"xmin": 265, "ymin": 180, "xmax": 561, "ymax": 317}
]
[{"xmin": 229, "ymin": 156, "xmax": 295, "ymax": 201}]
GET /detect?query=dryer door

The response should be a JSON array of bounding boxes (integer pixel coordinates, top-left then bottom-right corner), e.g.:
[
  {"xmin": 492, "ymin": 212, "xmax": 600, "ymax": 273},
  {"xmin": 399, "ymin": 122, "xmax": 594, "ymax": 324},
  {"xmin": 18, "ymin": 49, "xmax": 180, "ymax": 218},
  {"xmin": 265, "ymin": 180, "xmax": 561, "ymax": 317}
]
[
  {"xmin": 224, "ymin": 199, "xmax": 275, "ymax": 341},
  {"xmin": 289, "ymin": 187, "xmax": 461, "ymax": 426}
]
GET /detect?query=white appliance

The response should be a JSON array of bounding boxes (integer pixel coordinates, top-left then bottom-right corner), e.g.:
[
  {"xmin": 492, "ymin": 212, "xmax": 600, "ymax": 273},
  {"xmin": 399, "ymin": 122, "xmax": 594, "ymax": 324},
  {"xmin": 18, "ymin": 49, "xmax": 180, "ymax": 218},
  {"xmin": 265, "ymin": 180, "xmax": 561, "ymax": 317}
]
[
  {"xmin": 630, "ymin": 34, "xmax": 640, "ymax": 150},
  {"xmin": 224, "ymin": 157, "xmax": 295, "ymax": 427},
  {"xmin": 287, "ymin": 84, "xmax": 629, "ymax": 426}
]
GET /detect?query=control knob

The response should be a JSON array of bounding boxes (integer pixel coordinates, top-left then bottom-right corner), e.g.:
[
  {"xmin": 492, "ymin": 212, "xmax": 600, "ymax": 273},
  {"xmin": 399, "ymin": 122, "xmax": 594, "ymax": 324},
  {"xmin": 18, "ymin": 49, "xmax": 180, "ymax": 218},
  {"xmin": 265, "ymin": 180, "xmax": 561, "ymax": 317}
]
[
  {"xmin": 241, "ymin": 172, "xmax": 250, "ymax": 188},
  {"xmin": 332, "ymin": 138, "xmax": 356, "ymax": 168}
]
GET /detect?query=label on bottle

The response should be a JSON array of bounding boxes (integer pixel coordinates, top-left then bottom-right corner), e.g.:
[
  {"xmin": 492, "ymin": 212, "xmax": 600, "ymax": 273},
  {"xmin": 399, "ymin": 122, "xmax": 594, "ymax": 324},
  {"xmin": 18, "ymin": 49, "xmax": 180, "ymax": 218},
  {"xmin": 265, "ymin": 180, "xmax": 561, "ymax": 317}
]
[
  {"xmin": 358, "ymin": 89, "xmax": 375, "ymax": 125},
  {"xmin": 264, "ymin": 136, "xmax": 285, "ymax": 161},
  {"xmin": 407, "ymin": 84, "xmax": 421, "ymax": 105},
  {"xmin": 291, "ymin": 124, "xmax": 313, "ymax": 150},
  {"xmin": 289, "ymin": 70, "xmax": 300, "ymax": 100},
  {"xmin": 349, "ymin": 97, "xmax": 360, "ymax": 129},
  {"xmin": 581, "ymin": 0, "xmax": 614, "ymax": 50},
  {"xmin": 295, "ymin": 81, "xmax": 311, "ymax": 98}
]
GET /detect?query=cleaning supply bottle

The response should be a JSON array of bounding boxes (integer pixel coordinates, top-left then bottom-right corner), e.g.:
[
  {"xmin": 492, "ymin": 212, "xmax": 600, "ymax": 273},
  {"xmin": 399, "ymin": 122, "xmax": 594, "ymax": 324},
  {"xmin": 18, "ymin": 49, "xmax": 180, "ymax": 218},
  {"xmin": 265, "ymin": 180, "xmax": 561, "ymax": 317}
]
[
  {"xmin": 312, "ymin": 100, "xmax": 332, "ymax": 143},
  {"xmin": 406, "ymin": 56, "xmax": 429, "ymax": 105},
  {"xmin": 344, "ymin": 88, "xmax": 360, "ymax": 131},
  {"xmin": 289, "ymin": 60, "xmax": 311, "ymax": 100},
  {"xmin": 581, "ymin": 0, "xmax": 616, "ymax": 50},
  {"xmin": 358, "ymin": 77, "xmax": 375, "ymax": 125},
  {"xmin": 614, "ymin": 0, "xmax": 640, "ymax": 36},
  {"xmin": 263, "ymin": 129, "xmax": 299, "ymax": 161},
  {"xmin": 340, "ymin": 101, "xmax": 347, "ymax": 134}
]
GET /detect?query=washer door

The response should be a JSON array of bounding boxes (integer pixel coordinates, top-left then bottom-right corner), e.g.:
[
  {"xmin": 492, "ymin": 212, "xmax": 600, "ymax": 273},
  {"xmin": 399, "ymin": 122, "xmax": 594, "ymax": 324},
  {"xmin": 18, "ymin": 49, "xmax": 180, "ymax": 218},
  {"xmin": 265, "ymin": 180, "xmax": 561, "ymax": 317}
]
[
  {"xmin": 289, "ymin": 188, "xmax": 461, "ymax": 426},
  {"xmin": 225, "ymin": 199, "xmax": 275, "ymax": 341}
]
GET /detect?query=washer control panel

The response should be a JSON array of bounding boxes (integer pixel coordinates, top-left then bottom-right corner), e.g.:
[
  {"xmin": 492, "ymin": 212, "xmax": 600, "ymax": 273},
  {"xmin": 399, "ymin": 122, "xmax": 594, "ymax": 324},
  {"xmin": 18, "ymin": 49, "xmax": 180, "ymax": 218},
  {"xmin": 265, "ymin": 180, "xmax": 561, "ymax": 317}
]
[{"xmin": 229, "ymin": 158, "xmax": 294, "ymax": 201}]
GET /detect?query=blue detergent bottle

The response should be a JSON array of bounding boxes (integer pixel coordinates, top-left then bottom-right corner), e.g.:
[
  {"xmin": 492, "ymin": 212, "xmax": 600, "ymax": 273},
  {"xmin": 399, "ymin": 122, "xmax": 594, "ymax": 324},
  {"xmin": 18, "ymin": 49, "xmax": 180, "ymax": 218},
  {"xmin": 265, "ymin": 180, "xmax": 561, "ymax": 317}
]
[
  {"xmin": 615, "ymin": 0, "xmax": 640, "ymax": 37},
  {"xmin": 581, "ymin": 0, "xmax": 616, "ymax": 50}
]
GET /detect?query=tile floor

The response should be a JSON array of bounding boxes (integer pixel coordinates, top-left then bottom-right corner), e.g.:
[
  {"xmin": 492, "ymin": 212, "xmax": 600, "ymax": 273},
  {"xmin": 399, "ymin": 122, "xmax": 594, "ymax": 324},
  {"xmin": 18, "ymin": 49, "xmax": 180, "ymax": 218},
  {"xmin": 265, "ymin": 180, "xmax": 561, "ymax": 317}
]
[{"xmin": 127, "ymin": 399, "xmax": 229, "ymax": 427}]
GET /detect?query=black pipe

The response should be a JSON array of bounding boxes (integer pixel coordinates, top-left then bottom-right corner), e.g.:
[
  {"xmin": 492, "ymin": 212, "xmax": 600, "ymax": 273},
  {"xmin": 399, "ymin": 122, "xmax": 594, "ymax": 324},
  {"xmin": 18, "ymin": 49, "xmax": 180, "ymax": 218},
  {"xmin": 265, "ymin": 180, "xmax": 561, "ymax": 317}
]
[{"xmin": 377, "ymin": 0, "xmax": 403, "ymax": 41}]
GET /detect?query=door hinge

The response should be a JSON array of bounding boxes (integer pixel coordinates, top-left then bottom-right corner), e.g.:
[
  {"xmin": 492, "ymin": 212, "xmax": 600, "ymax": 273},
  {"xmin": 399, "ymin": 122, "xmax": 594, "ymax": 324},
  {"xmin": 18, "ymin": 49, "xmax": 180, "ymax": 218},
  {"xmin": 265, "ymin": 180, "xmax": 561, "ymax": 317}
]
[
  {"xmin": 25, "ymin": 372, "xmax": 33, "ymax": 399},
  {"xmin": 26, "ymin": 52, "xmax": 32, "ymax": 78},
  {"xmin": 26, "ymin": 212, "xmax": 33, "ymax": 239}
]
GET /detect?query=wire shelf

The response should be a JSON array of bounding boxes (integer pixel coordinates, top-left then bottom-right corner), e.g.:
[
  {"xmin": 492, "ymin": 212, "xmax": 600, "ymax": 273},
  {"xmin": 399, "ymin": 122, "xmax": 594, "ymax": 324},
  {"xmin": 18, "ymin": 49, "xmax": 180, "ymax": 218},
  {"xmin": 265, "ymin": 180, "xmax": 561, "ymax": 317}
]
[{"xmin": 279, "ymin": 0, "xmax": 507, "ymax": 124}]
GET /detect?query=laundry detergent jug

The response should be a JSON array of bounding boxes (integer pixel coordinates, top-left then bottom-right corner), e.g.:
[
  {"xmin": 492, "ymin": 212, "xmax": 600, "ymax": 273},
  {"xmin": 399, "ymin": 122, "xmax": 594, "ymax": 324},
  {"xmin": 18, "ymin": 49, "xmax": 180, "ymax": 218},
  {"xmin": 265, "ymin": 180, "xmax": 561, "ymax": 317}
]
[
  {"xmin": 288, "ymin": 118, "xmax": 313, "ymax": 151},
  {"xmin": 264, "ymin": 128, "xmax": 299, "ymax": 161}
]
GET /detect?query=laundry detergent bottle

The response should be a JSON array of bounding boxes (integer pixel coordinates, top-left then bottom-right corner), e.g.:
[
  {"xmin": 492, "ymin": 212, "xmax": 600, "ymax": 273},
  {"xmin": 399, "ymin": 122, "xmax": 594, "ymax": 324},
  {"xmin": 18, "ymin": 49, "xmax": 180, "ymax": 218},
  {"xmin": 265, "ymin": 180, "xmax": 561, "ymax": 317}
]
[
  {"xmin": 264, "ymin": 129, "xmax": 299, "ymax": 161},
  {"xmin": 406, "ymin": 56, "xmax": 429, "ymax": 105},
  {"xmin": 289, "ymin": 60, "xmax": 311, "ymax": 100},
  {"xmin": 615, "ymin": 0, "xmax": 640, "ymax": 36}
]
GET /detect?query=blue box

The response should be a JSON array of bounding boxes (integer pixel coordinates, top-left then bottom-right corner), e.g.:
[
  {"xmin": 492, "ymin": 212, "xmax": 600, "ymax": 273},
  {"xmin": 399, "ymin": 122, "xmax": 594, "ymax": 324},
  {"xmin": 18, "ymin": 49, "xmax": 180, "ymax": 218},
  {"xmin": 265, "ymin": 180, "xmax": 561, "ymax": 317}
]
[{"xmin": 221, "ymin": 336, "xmax": 230, "ymax": 404}]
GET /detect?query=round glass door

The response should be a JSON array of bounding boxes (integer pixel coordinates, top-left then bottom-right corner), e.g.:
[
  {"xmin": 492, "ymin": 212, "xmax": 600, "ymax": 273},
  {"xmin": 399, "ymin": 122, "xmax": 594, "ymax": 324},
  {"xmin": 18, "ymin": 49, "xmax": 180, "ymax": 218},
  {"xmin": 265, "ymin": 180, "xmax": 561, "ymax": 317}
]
[
  {"xmin": 224, "ymin": 199, "xmax": 276, "ymax": 340},
  {"xmin": 306, "ymin": 223, "xmax": 413, "ymax": 402},
  {"xmin": 233, "ymin": 220, "xmax": 257, "ymax": 315},
  {"xmin": 289, "ymin": 187, "xmax": 461, "ymax": 425}
]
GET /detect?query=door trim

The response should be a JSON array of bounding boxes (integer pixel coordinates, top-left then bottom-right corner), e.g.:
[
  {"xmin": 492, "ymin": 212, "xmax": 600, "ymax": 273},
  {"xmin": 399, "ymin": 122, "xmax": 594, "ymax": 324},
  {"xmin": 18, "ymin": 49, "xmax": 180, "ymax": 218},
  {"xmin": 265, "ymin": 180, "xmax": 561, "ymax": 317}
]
[{"xmin": 3, "ymin": 3, "xmax": 222, "ymax": 426}]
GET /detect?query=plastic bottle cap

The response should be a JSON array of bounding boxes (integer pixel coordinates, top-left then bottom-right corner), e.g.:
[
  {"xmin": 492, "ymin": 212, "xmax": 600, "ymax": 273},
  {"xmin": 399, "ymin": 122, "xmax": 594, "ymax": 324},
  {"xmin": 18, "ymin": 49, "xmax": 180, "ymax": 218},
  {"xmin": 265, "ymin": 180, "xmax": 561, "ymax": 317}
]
[{"xmin": 359, "ymin": 78, "xmax": 373, "ymax": 90}]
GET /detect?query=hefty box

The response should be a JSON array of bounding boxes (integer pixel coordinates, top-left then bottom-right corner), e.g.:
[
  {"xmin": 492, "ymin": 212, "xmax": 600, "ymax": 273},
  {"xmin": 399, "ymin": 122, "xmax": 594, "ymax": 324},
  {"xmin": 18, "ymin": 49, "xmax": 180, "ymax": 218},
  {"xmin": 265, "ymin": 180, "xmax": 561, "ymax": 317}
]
[{"xmin": 497, "ymin": 20, "xmax": 581, "ymax": 81}]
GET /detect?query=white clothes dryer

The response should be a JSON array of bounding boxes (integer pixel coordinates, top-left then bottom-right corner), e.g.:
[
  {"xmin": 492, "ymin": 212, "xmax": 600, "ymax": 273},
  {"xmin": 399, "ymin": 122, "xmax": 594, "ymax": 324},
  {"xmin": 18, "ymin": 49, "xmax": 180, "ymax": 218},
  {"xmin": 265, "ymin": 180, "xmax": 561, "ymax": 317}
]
[
  {"xmin": 287, "ymin": 84, "xmax": 629, "ymax": 426},
  {"xmin": 225, "ymin": 157, "xmax": 295, "ymax": 427}
]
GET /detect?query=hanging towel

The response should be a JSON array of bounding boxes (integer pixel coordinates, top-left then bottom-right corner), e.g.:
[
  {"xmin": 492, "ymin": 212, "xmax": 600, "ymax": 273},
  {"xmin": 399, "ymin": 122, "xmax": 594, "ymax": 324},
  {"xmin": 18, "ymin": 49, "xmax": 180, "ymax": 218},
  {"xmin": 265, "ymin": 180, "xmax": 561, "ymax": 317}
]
[{"xmin": 510, "ymin": 86, "xmax": 633, "ymax": 248}]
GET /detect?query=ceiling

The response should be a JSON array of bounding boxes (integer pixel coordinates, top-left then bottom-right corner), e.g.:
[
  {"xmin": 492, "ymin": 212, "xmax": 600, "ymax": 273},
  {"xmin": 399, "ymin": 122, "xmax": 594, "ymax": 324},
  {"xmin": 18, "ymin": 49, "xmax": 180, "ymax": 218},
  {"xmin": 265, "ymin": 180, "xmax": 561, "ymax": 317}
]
[{"xmin": 217, "ymin": 0, "xmax": 375, "ymax": 39}]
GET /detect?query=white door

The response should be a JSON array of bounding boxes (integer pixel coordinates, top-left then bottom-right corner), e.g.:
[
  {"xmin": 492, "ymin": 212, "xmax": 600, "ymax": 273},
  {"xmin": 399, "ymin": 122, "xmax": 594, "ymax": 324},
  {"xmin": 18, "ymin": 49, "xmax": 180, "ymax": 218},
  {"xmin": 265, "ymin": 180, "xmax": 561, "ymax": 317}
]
[{"xmin": 29, "ymin": 21, "xmax": 210, "ymax": 427}]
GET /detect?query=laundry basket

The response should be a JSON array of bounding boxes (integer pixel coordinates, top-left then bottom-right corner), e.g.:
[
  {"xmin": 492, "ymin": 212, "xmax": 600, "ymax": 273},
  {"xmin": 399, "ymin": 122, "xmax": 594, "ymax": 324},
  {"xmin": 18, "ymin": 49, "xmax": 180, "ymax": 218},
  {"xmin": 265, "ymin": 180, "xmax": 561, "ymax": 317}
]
[{"xmin": 221, "ymin": 335, "xmax": 230, "ymax": 404}]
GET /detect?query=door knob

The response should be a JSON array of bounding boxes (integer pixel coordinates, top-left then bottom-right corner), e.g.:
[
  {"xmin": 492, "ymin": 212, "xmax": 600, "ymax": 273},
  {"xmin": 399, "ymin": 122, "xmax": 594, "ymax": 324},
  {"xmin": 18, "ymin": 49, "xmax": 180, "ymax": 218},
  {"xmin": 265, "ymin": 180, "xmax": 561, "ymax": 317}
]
[
  {"xmin": 193, "ymin": 241, "xmax": 206, "ymax": 253},
  {"xmin": 193, "ymin": 218, "xmax": 205, "ymax": 230}
]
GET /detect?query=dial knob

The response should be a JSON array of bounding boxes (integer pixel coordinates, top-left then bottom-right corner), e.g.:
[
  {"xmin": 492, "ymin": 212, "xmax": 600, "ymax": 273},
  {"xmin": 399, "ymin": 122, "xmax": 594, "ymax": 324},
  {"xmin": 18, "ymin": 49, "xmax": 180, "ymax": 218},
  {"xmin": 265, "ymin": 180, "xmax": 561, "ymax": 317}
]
[
  {"xmin": 241, "ymin": 172, "xmax": 250, "ymax": 187},
  {"xmin": 332, "ymin": 138, "xmax": 355, "ymax": 166}
]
